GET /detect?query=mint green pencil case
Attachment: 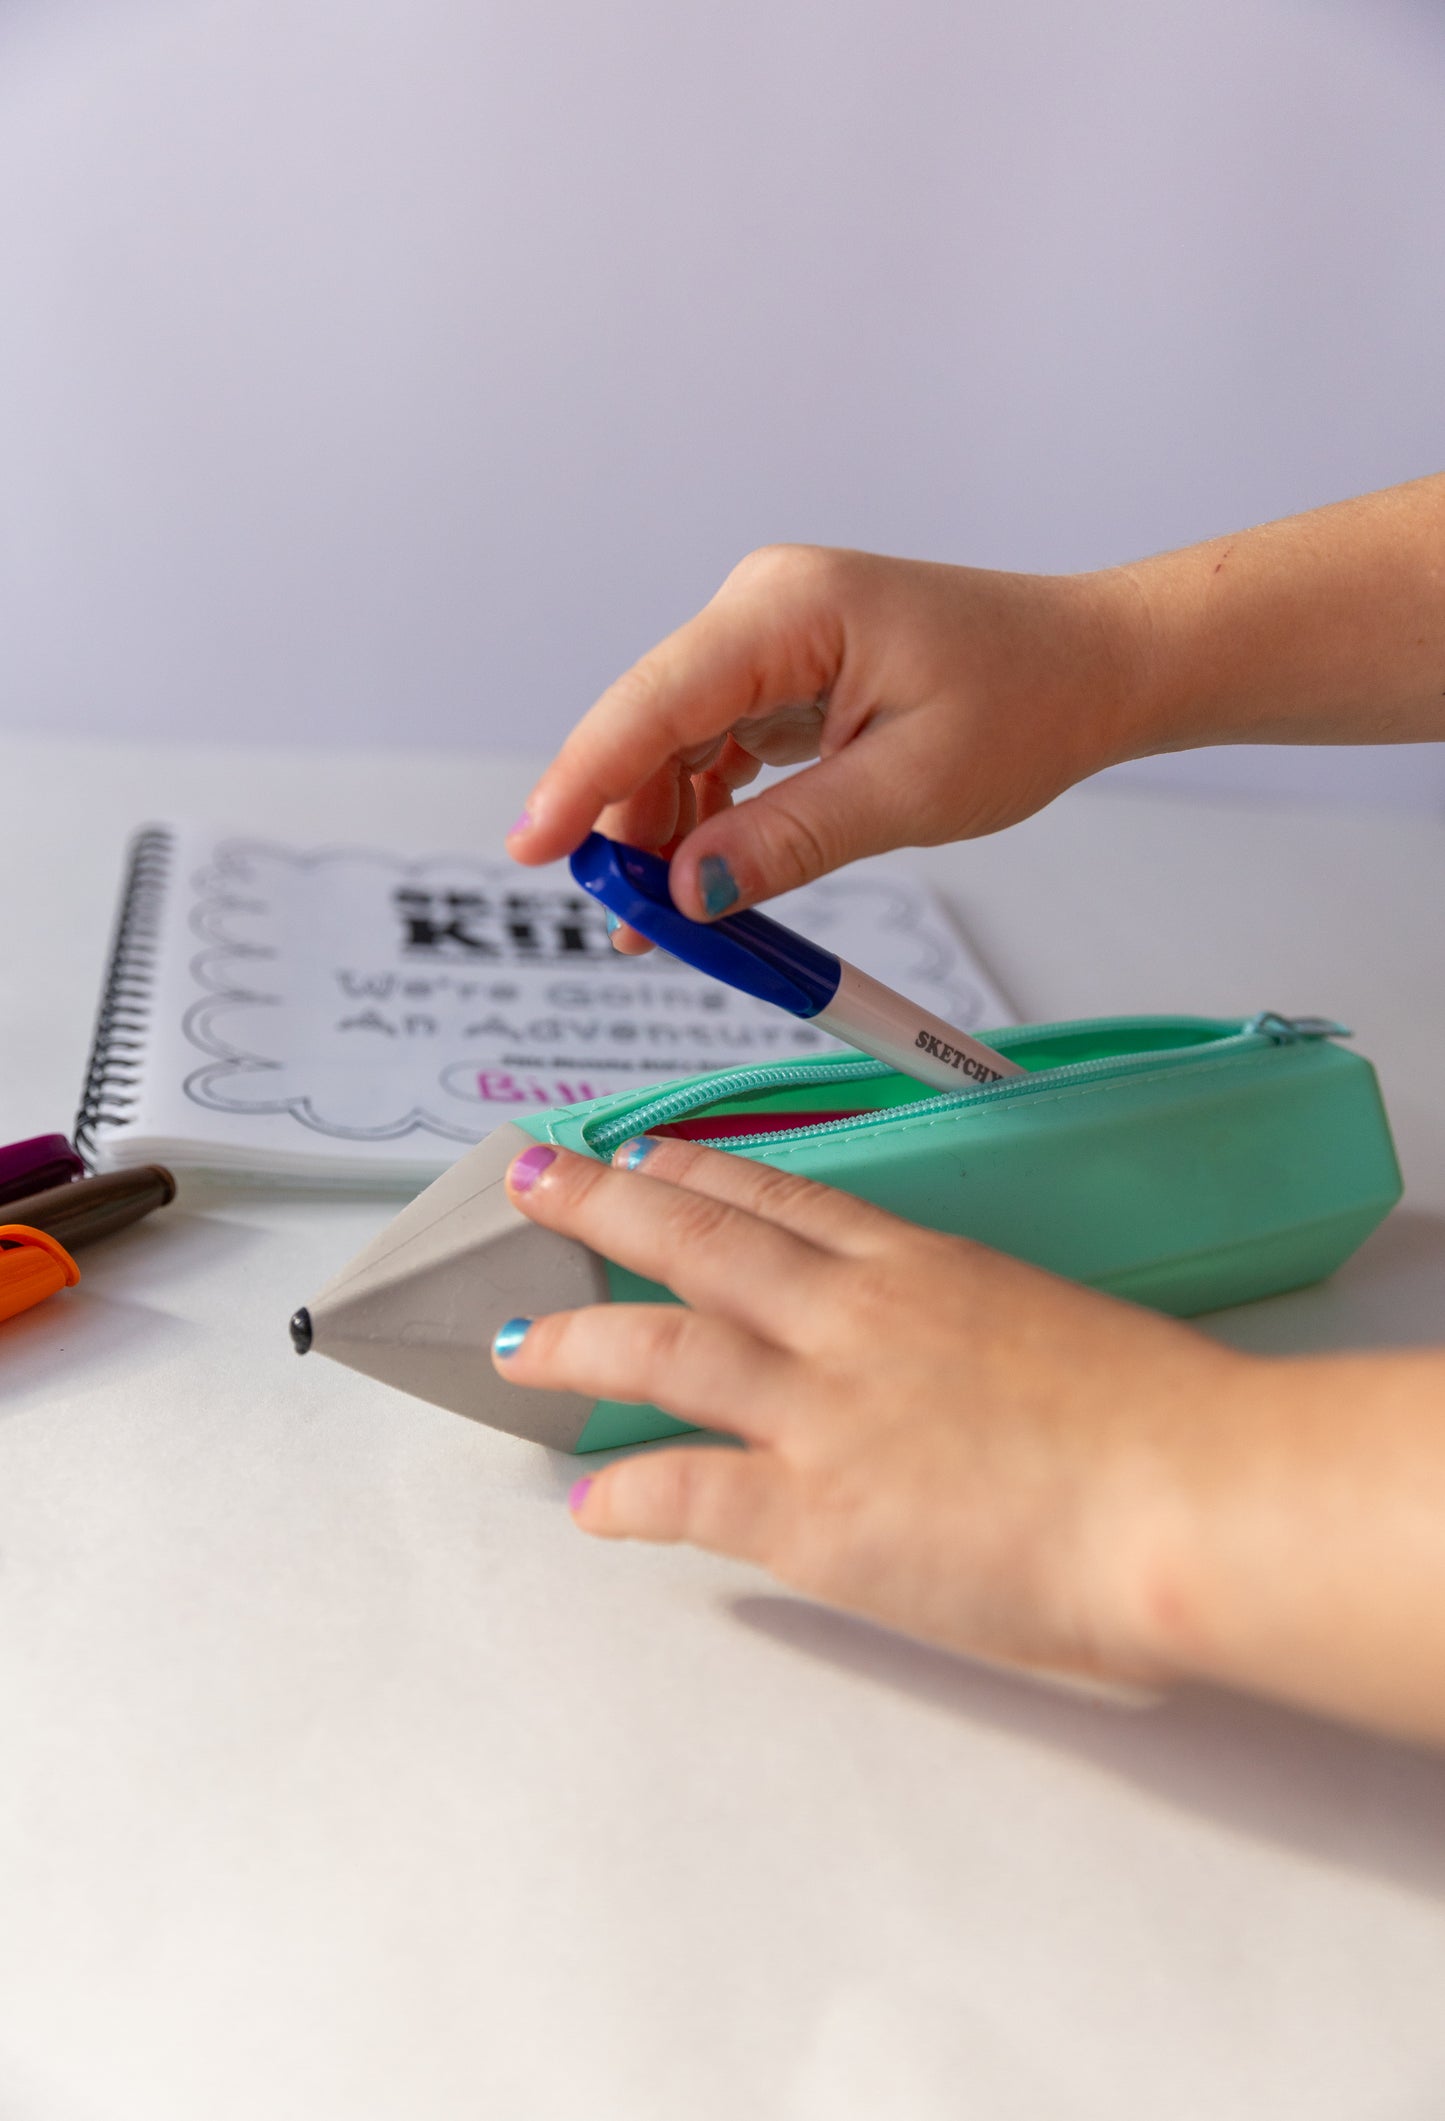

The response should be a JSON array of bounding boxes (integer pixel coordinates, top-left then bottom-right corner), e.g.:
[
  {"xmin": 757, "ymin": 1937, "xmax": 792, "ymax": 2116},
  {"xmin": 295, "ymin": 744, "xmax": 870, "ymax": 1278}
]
[
  {"xmin": 509, "ymin": 1010, "xmax": 1402, "ymax": 1451},
  {"xmin": 300, "ymin": 1011, "xmax": 1402, "ymax": 1453}
]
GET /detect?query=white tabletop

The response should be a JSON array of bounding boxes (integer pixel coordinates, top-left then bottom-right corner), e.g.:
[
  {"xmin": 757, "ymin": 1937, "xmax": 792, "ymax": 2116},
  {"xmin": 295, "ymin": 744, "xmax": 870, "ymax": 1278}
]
[{"xmin": 2, "ymin": 733, "xmax": 1443, "ymax": 2121}]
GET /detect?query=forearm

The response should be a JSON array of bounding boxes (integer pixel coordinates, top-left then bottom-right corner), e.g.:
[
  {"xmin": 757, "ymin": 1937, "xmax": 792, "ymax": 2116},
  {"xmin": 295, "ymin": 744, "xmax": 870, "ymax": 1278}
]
[
  {"xmin": 1137, "ymin": 1348, "xmax": 1445, "ymax": 1742},
  {"xmin": 1100, "ymin": 474, "xmax": 1445, "ymax": 761}
]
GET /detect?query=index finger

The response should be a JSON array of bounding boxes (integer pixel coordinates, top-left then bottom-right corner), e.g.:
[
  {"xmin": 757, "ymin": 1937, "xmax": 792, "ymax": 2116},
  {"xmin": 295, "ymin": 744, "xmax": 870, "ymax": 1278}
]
[
  {"xmin": 609, "ymin": 1132, "xmax": 897, "ymax": 1259},
  {"xmin": 504, "ymin": 1142, "xmax": 837, "ymax": 1347},
  {"xmin": 507, "ymin": 549, "xmax": 844, "ymax": 866}
]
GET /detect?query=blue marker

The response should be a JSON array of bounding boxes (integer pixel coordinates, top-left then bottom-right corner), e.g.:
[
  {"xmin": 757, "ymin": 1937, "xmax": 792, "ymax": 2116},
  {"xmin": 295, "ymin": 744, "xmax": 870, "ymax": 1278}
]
[{"xmin": 569, "ymin": 834, "xmax": 1023, "ymax": 1094}]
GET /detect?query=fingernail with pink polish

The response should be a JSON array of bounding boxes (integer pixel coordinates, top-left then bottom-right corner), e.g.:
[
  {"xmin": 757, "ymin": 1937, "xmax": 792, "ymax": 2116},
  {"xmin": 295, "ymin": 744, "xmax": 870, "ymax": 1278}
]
[
  {"xmin": 508, "ymin": 810, "xmax": 533, "ymax": 837},
  {"xmin": 569, "ymin": 1477, "xmax": 593, "ymax": 1513},
  {"xmin": 509, "ymin": 1144, "xmax": 557, "ymax": 1192}
]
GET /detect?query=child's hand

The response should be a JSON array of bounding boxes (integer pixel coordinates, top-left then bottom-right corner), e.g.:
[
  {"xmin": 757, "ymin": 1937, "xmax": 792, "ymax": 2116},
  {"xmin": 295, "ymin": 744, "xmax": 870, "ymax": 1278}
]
[
  {"xmin": 509, "ymin": 482, "xmax": 1445, "ymax": 940},
  {"xmin": 492, "ymin": 1134, "xmax": 1246, "ymax": 1687},
  {"xmin": 508, "ymin": 548, "xmax": 1142, "ymax": 939}
]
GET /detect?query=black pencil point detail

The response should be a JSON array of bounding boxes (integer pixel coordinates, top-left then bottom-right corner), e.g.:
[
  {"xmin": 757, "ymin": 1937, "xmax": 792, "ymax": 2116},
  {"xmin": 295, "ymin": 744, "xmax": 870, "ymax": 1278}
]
[{"xmin": 289, "ymin": 1307, "xmax": 313, "ymax": 1355}]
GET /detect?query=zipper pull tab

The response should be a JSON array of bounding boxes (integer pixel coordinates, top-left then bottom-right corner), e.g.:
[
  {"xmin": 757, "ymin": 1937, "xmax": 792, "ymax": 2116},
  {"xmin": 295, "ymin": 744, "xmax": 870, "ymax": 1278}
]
[{"xmin": 1245, "ymin": 1011, "xmax": 1353, "ymax": 1043}]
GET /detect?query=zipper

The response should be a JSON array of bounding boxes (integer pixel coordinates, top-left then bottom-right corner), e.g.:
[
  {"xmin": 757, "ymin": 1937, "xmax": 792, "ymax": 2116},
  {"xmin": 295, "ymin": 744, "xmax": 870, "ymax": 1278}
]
[
  {"xmin": 583, "ymin": 1012, "xmax": 1349, "ymax": 1158},
  {"xmin": 585, "ymin": 1055, "xmax": 896, "ymax": 1156}
]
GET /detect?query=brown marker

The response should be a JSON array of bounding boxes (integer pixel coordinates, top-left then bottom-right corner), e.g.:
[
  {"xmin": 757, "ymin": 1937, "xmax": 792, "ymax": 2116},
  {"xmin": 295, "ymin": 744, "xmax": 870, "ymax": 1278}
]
[{"xmin": 4, "ymin": 1166, "xmax": 176, "ymax": 1249}]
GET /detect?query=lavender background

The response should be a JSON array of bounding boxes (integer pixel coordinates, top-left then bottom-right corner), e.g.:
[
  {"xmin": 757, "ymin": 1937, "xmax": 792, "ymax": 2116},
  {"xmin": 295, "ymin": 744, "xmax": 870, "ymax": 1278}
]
[{"xmin": 1, "ymin": 0, "xmax": 1442, "ymax": 805}]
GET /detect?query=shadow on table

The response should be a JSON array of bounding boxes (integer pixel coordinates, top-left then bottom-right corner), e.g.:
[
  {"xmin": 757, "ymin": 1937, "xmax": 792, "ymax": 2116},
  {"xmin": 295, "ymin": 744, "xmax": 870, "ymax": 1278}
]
[
  {"xmin": 731, "ymin": 1592, "xmax": 1445, "ymax": 1905},
  {"xmin": 0, "ymin": 1208, "xmax": 264, "ymax": 1419}
]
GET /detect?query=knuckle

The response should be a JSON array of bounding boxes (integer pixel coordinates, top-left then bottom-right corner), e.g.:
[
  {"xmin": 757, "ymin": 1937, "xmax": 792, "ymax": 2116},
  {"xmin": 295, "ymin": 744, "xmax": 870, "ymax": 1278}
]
[
  {"xmin": 545, "ymin": 1302, "xmax": 615, "ymax": 1371},
  {"xmin": 739, "ymin": 1159, "xmax": 824, "ymax": 1222},
  {"xmin": 723, "ymin": 543, "xmax": 834, "ymax": 600},
  {"xmin": 660, "ymin": 1186, "xmax": 736, "ymax": 1258},
  {"xmin": 823, "ymin": 1258, "xmax": 905, "ymax": 1343},
  {"xmin": 600, "ymin": 654, "xmax": 668, "ymax": 735},
  {"xmin": 603, "ymin": 649, "xmax": 720, "ymax": 760},
  {"xmin": 629, "ymin": 1303, "xmax": 694, "ymax": 1387},
  {"xmin": 722, "ymin": 543, "xmax": 787, "ymax": 592},
  {"xmin": 528, "ymin": 1307, "xmax": 573, "ymax": 1371},
  {"xmin": 754, "ymin": 790, "xmax": 837, "ymax": 893},
  {"xmin": 653, "ymin": 1447, "xmax": 716, "ymax": 1540},
  {"xmin": 559, "ymin": 1152, "xmax": 609, "ymax": 1209}
]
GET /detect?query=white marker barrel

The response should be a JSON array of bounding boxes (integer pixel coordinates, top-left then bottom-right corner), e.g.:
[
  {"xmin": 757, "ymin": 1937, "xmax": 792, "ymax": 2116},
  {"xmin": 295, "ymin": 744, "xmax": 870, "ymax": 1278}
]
[{"xmin": 812, "ymin": 961, "xmax": 1025, "ymax": 1094}]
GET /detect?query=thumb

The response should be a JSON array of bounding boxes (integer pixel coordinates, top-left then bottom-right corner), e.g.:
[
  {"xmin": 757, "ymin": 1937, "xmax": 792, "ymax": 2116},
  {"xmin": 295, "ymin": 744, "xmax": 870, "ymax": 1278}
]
[{"xmin": 667, "ymin": 737, "xmax": 916, "ymax": 919}]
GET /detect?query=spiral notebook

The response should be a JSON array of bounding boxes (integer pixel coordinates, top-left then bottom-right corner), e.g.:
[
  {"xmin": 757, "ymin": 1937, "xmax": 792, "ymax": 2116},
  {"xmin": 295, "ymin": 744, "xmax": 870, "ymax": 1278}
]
[{"xmin": 76, "ymin": 824, "xmax": 1013, "ymax": 1187}]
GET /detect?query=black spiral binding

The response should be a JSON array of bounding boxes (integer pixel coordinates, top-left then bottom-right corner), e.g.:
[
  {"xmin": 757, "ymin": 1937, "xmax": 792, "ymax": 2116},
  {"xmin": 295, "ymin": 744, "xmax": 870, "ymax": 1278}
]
[{"xmin": 74, "ymin": 826, "xmax": 175, "ymax": 1166}]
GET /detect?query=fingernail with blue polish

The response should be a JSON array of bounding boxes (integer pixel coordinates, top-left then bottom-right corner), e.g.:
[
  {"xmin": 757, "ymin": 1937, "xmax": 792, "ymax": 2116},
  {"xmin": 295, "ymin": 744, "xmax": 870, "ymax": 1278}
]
[
  {"xmin": 614, "ymin": 1136, "xmax": 659, "ymax": 1171},
  {"xmin": 697, "ymin": 853, "xmax": 739, "ymax": 917},
  {"xmin": 493, "ymin": 1316, "xmax": 532, "ymax": 1358},
  {"xmin": 605, "ymin": 910, "xmax": 621, "ymax": 936}
]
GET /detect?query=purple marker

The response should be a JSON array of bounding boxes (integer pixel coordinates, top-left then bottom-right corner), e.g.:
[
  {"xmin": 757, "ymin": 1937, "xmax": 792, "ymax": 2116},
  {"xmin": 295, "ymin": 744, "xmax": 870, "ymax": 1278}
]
[{"xmin": 0, "ymin": 1134, "xmax": 85, "ymax": 1212}]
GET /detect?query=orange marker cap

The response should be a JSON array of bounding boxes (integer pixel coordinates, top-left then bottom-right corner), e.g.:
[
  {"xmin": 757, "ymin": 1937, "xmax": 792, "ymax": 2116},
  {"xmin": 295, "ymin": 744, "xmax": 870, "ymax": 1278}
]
[{"xmin": 0, "ymin": 1224, "xmax": 82, "ymax": 1325}]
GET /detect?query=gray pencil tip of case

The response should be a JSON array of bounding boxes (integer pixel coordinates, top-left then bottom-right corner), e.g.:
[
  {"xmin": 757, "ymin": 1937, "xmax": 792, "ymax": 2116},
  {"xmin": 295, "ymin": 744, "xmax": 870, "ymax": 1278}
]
[
  {"xmin": 289, "ymin": 1307, "xmax": 313, "ymax": 1355},
  {"xmin": 296, "ymin": 1121, "xmax": 608, "ymax": 1450}
]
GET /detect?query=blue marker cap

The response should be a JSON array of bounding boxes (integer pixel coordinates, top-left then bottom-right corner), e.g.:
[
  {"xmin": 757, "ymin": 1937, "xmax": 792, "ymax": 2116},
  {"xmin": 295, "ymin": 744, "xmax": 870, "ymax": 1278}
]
[{"xmin": 569, "ymin": 833, "xmax": 842, "ymax": 1018}]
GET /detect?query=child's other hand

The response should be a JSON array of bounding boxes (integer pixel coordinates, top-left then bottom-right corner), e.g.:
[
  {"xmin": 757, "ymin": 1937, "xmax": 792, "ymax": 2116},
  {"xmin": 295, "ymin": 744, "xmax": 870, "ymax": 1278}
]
[
  {"xmin": 493, "ymin": 1135, "xmax": 1242, "ymax": 1687},
  {"xmin": 507, "ymin": 549, "xmax": 1143, "ymax": 943}
]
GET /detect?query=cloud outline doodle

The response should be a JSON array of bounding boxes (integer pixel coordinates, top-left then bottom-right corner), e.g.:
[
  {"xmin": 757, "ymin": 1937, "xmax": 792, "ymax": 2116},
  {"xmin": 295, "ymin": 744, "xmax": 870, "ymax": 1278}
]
[
  {"xmin": 175, "ymin": 839, "xmax": 997, "ymax": 1144},
  {"xmin": 178, "ymin": 838, "xmax": 622, "ymax": 1145}
]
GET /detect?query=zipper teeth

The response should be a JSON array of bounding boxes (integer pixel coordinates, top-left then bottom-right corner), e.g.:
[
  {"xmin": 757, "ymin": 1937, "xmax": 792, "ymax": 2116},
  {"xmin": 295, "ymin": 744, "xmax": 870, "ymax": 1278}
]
[
  {"xmin": 586, "ymin": 1027, "xmax": 1241, "ymax": 1156},
  {"xmin": 585, "ymin": 1017, "xmax": 1219, "ymax": 1151},
  {"xmin": 584, "ymin": 1013, "xmax": 1339, "ymax": 1158},
  {"xmin": 586, "ymin": 1057, "xmax": 893, "ymax": 1155},
  {"xmin": 696, "ymin": 1035, "xmax": 1282, "ymax": 1146}
]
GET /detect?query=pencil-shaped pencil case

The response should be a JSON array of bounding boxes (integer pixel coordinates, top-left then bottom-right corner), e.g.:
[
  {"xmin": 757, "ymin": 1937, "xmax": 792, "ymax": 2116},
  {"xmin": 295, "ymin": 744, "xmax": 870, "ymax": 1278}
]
[{"xmin": 294, "ymin": 1011, "xmax": 1402, "ymax": 1452}]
